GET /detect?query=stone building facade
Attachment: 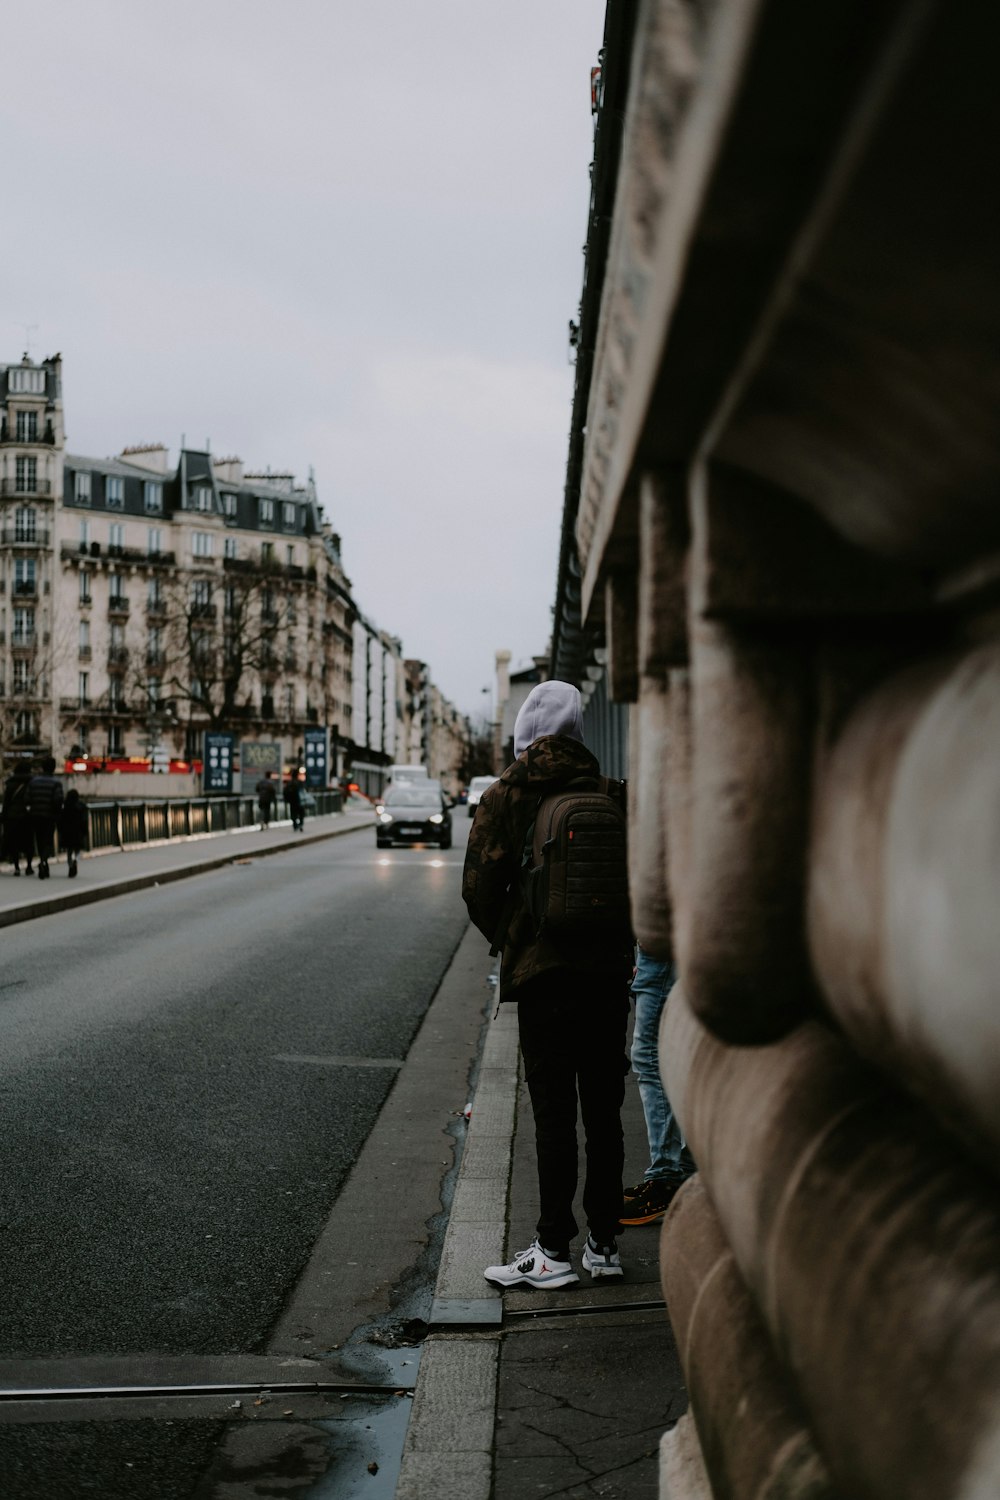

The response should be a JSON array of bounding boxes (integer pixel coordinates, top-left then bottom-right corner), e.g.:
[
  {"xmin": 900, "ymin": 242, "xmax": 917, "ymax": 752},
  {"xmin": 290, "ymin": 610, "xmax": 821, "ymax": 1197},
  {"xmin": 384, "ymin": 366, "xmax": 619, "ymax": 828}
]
[
  {"xmin": 0, "ymin": 357, "xmax": 461, "ymax": 792},
  {"xmin": 552, "ymin": 4, "xmax": 1000, "ymax": 1498}
]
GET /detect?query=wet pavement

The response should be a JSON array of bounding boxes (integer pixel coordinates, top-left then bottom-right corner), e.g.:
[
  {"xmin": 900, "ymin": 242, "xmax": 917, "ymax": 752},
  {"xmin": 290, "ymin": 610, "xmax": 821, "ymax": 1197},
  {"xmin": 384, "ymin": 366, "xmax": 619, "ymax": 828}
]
[{"xmin": 0, "ymin": 815, "xmax": 688, "ymax": 1497}]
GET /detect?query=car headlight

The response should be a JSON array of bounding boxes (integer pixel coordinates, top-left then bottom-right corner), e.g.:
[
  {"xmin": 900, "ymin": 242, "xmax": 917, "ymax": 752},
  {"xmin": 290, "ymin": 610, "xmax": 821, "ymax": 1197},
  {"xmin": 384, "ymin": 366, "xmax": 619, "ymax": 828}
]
[
  {"xmin": 380, "ymin": 813, "xmax": 394, "ymax": 824},
  {"xmin": 375, "ymin": 803, "xmax": 385, "ymax": 815},
  {"xmin": 429, "ymin": 813, "xmax": 443, "ymax": 825}
]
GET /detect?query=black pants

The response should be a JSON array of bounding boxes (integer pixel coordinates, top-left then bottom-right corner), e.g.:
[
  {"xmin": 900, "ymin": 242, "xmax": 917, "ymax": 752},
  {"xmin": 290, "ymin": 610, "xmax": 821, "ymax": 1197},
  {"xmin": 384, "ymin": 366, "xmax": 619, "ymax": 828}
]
[{"xmin": 516, "ymin": 968, "xmax": 628, "ymax": 1250}]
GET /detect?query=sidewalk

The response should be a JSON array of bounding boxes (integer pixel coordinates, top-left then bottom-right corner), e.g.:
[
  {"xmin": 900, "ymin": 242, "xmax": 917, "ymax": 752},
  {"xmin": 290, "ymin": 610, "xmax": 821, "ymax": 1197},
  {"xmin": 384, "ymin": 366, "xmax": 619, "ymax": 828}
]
[
  {"xmin": 399, "ymin": 965, "xmax": 689, "ymax": 1500},
  {"xmin": 0, "ymin": 807, "xmax": 375, "ymax": 927}
]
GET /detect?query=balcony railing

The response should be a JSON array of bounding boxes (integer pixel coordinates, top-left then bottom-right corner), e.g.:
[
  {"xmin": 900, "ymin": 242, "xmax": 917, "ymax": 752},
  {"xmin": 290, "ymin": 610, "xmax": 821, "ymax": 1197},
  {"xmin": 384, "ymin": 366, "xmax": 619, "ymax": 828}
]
[
  {"xmin": 0, "ymin": 427, "xmax": 56, "ymax": 446},
  {"xmin": 2, "ymin": 527, "xmax": 50, "ymax": 546},
  {"xmin": 108, "ymin": 597, "xmax": 130, "ymax": 617},
  {"xmin": 1, "ymin": 477, "xmax": 52, "ymax": 495},
  {"xmin": 146, "ymin": 649, "xmax": 166, "ymax": 669},
  {"xmin": 12, "ymin": 582, "xmax": 38, "ymax": 598},
  {"xmin": 107, "ymin": 648, "xmax": 130, "ymax": 668}
]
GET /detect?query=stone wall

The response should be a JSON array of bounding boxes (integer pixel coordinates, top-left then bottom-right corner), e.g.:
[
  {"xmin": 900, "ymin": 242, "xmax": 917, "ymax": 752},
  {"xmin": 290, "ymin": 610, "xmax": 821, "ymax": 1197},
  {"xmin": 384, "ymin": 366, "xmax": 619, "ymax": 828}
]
[{"xmin": 566, "ymin": 2, "xmax": 1000, "ymax": 1496}]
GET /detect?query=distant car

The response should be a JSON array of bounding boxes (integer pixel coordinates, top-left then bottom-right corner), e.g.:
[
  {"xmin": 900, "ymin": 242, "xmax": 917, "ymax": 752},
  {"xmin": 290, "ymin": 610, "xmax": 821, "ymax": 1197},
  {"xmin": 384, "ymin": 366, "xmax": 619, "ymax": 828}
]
[
  {"xmin": 467, "ymin": 774, "xmax": 499, "ymax": 818},
  {"xmin": 376, "ymin": 782, "xmax": 452, "ymax": 849}
]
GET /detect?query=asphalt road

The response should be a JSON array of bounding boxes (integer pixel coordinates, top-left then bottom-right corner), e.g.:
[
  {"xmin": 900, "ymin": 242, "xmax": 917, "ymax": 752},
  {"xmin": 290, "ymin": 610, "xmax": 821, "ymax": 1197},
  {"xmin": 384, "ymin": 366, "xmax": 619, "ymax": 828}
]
[{"xmin": 0, "ymin": 815, "xmax": 471, "ymax": 1362}]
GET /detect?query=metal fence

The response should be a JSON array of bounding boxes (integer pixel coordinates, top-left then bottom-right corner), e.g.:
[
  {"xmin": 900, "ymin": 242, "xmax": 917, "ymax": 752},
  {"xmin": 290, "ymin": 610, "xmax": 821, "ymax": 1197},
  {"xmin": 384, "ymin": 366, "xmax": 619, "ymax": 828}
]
[{"xmin": 80, "ymin": 790, "xmax": 344, "ymax": 853}]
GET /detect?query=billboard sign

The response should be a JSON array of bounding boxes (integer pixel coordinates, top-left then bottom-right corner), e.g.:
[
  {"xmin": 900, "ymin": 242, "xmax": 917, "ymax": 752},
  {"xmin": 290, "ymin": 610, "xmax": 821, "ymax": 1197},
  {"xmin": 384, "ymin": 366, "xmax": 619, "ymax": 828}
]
[
  {"xmin": 303, "ymin": 726, "xmax": 329, "ymax": 788},
  {"xmin": 203, "ymin": 731, "xmax": 235, "ymax": 793},
  {"xmin": 240, "ymin": 739, "xmax": 282, "ymax": 794}
]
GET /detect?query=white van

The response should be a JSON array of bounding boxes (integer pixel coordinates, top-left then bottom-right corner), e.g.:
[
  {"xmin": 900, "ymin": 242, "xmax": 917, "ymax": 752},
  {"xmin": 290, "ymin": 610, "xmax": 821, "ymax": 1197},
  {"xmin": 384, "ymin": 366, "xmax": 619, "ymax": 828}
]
[
  {"xmin": 467, "ymin": 774, "xmax": 498, "ymax": 817},
  {"xmin": 387, "ymin": 764, "xmax": 428, "ymax": 784}
]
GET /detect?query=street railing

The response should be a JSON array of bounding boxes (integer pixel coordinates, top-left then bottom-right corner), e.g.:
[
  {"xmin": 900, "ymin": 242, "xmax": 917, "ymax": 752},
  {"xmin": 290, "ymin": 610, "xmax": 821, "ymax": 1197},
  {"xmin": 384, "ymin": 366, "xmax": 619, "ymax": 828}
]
[{"xmin": 80, "ymin": 789, "xmax": 345, "ymax": 852}]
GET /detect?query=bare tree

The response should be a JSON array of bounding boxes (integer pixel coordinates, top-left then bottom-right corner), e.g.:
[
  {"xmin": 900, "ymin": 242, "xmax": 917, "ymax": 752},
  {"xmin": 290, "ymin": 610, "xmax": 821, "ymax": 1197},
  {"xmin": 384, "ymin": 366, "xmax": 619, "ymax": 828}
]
[{"xmin": 134, "ymin": 557, "xmax": 286, "ymax": 734}]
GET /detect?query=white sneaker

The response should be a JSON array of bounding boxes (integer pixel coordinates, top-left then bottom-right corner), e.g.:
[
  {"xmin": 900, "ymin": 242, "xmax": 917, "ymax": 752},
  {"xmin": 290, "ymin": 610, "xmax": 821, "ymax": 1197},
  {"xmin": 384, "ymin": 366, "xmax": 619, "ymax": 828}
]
[
  {"xmin": 582, "ymin": 1235, "xmax": 623, "ymax": 1279},
  {"xmin": 484, "ymin": 1240, "xmax": 579, "ymax": 1290}
]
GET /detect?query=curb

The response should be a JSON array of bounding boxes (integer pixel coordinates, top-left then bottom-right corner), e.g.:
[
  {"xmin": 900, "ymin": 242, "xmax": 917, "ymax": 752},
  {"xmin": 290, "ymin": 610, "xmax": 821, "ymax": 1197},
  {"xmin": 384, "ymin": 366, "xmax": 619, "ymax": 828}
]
[
  {"xmin": 0, "ymin": 816, "xmax": 371, "ymax": 929},
  {"xmin": 396, "ymin": 999, "xmax": 520, "ymax": 1500}
]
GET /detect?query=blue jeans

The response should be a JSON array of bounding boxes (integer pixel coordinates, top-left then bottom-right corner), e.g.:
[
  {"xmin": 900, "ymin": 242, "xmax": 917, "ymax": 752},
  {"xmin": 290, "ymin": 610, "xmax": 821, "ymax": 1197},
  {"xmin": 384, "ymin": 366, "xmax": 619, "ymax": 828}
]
[{"xmin": 630, "ymin": 947, "xmax": 695, "ymax": 1182}]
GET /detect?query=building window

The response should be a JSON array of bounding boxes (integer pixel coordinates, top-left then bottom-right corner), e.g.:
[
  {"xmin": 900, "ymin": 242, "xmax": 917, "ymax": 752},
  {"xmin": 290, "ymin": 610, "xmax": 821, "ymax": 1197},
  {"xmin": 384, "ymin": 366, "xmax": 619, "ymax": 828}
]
[
  {"xmin": 73, "ymin": 469, "xmax": 91, "ymax": 503},
  {"xmin": 144, "ymin": 481, "xmax": 163, "ymax": 514},
  {"xmin": 16, "ymin": 456, "xmax": 38, "ymax": 493},
  {"xmin": 286, "ymin": 544, "xmax": 295, "ymax": 567},
  {"xmin": 261, "ymin": 541, "xmax": 274, "ymax": 564},
  {"xmin": 78, "ymin": 671, "xmax": 90, "ymax": 707},
  {"xmin": 79, "ymin": 620, "xmax": 90, "ymax": 653},
  {"xmin": 148, "ymin": 576, "xmax": 163, "ymax": 609},
  {"xmin": 109, "ymin": 570, "xmax": 124, "ymax": 603},
  {"xmin": 14, "ymin": 710, "xmax": 38, "ymax": 740},
  {"xmin": 259, "ymin": 498, "xmax": 274, "ymax": 526},
  {"xmin": 284, "ymin": 684, "xmax": 295, "ymax": 719},
  {"xmin": 148, "ymin": 527, "xmax": 162, "ymax": 556},
  {"xmin": 14, "ymin": 558, "xmax": 36, "ymax": 596},
  {"xmin": 192, "ymin": 577, "xmax": 211, "ymax": 610},
  {"xmin": 193, "ymin": 531, "xmax": 214, "ymax": 558},
  {"xmin": 14, "ymin": 507, "xmax": 36, "ymax": 543},
  {"xmin": 15, "ymin": 411, "xmax": 37, "ymax": 442},
  {"xmin": 79, "ymin": 571, "xmax": 92, "ymax": 606},
  {"xmin": 223, "ymin": 536, "xmax": 237, "ymax": 559},
  {"xmin": 224, "ymin": 585, "xmax": 237, "ymax": 618},
  {"xmin": 78, "ymin": 518, "xmax": 90, "ymax": 549},
  {"xmin": 13, "ymin": 659, "xmax": 33, "ymax": 693},
  {"xmin": 193, "ymin": 486, "xmax": 213, "ymax": 512},
  {"xmin": 9, "ymin": 367, "xmax": 45, "ymax": 394},
  {"xmin": 283, "ymin": 502, "xmax": 296, "ymax": 529},
  {"xmin": 106, "ymin": 476, "xmax": 125, "ymax": 509},
  {"xmin": 13, "ymin": 607, "xmax": 34, "ymax": 644},
  {"xmin": 222, "ymin": 492, "xmax": 237, "ymax": 518},
  {"xmin": 108, "ymin": 725, "xmax": 124, "ymax": 754},
  {"xmin": 109, "ymin": 522, "xmax": 125, "ymax": 553}
]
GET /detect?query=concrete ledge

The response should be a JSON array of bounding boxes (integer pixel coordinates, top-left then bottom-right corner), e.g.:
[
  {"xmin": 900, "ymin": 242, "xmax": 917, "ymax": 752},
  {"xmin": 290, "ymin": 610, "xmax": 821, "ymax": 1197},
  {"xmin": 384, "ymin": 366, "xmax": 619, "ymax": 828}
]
[
  {"xmin": 660, "ymin": 1414, "xmax": 713, "ymax": 1500},
  {"xmin": 396, "ymin": 1340, "xmax": 498, "ymax": 1500},
  {"xmin": 430, "ymin": 1002, "xmax": 519, "ymax": 1309}
]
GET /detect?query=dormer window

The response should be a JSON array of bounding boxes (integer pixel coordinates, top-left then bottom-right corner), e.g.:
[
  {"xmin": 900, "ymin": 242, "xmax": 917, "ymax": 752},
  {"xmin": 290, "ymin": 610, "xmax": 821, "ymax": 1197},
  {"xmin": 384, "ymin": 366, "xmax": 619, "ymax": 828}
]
[
  {"xmin": 74, "ymin": 470, "xmax": 91, "ymax": 504},
  {"xmin": 106, "ymin": 476, "xmax": 124, "ymax": 509},
  {"xmin": 144, "ymin": 480, "xmax": 163, "ymax": 514},
  {"xmin": 222, "ymin": 492, "xmax": 237, "ymax": 518},
  {"xmin": 193, "ymin": 485, "xmax": 213, "ymax": 512},
  {"xmin": 259, "ymin": 498, "xmax": 274, "ymax": 526},
  {"xmin": 283, "ymin": 501, "xmax": 296, "ymax": 529},
  {"xmin": 9, "ymin": 367, "xmax": 45, "ymax": 395}
]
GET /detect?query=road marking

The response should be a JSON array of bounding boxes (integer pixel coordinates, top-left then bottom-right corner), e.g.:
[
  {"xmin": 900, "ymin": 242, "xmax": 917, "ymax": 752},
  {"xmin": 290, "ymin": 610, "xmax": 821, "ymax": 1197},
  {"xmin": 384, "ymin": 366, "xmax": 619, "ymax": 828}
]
[{"xmin": 273, "ymin": 1053, "xmax": 403, "ymax": 1070}]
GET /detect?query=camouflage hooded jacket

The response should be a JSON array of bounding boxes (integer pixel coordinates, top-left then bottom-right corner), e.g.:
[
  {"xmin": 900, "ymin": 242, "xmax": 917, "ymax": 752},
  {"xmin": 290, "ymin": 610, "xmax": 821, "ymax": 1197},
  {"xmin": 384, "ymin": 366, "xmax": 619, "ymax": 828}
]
[{"xmin": 462, "ymin": 734, "xmax": 631, "ymax": 999}]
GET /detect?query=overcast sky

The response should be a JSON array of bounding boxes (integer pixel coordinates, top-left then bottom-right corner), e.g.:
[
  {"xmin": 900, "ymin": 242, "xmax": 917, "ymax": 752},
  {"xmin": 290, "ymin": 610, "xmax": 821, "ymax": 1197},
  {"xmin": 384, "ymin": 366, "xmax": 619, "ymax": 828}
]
[{"xmin": 4, "ymin": 2, "xmax": 604, "ymax": 720}]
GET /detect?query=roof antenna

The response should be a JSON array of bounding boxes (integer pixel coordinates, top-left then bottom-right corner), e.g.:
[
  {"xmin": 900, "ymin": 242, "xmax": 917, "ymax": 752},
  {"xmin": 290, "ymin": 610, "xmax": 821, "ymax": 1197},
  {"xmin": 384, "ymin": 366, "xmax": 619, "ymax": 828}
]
[{"xmin": 14, "ymin": 323, "xmax": 38, "ymax": 359}]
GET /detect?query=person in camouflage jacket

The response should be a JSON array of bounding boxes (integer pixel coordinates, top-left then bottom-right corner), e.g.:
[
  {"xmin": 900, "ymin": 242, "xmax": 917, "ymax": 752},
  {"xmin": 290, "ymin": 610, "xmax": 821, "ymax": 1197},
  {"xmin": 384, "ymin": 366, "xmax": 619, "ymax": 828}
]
[{"xmin": 463, "ymin": 680, "xmax": 631, "ymax": 1290}]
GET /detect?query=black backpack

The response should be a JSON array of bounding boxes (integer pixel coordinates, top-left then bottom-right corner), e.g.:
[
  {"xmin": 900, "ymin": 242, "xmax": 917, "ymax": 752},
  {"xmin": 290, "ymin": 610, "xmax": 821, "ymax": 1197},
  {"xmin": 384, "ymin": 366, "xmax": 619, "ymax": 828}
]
[{"xmin": 492, "ymin": 776, "xmax": 630, "ymax": 953}]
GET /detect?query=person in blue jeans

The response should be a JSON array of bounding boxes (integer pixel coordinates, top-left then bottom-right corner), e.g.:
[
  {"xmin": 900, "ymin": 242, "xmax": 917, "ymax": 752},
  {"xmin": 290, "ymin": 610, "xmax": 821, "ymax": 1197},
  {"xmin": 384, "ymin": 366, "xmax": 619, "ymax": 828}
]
[{"xmin": 620, "ymin": 943, "xmax": 696, "ymax": 1225}]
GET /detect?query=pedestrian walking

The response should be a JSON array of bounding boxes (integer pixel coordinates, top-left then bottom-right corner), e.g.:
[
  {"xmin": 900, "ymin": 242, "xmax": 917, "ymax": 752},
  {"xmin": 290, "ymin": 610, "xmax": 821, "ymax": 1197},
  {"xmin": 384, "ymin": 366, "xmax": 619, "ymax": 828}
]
[
  {"xmin": 27, "ymin": 756, "xmax": 64, "ymax": 881},
  {"xmin": 464, "ymin": 680, "xmax": 633, "ymax": 1290},
  {"xmin": 256, "ymin": 771, "xmax": 277, "ymax": 829},
  {"xmin": 619, "ymin": 945, "xmax": 696, "ymax": 1226},
  {"xmin": 1, "ymin": 762, "xmax": 35, "ymax": 876},
  {"xmin": 57, "ymin": 788, "xmax": 89, "ymax": 878},
  {"xmin": 285, "ymin": 774, "xmax": 304, "ymax": 832}
]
